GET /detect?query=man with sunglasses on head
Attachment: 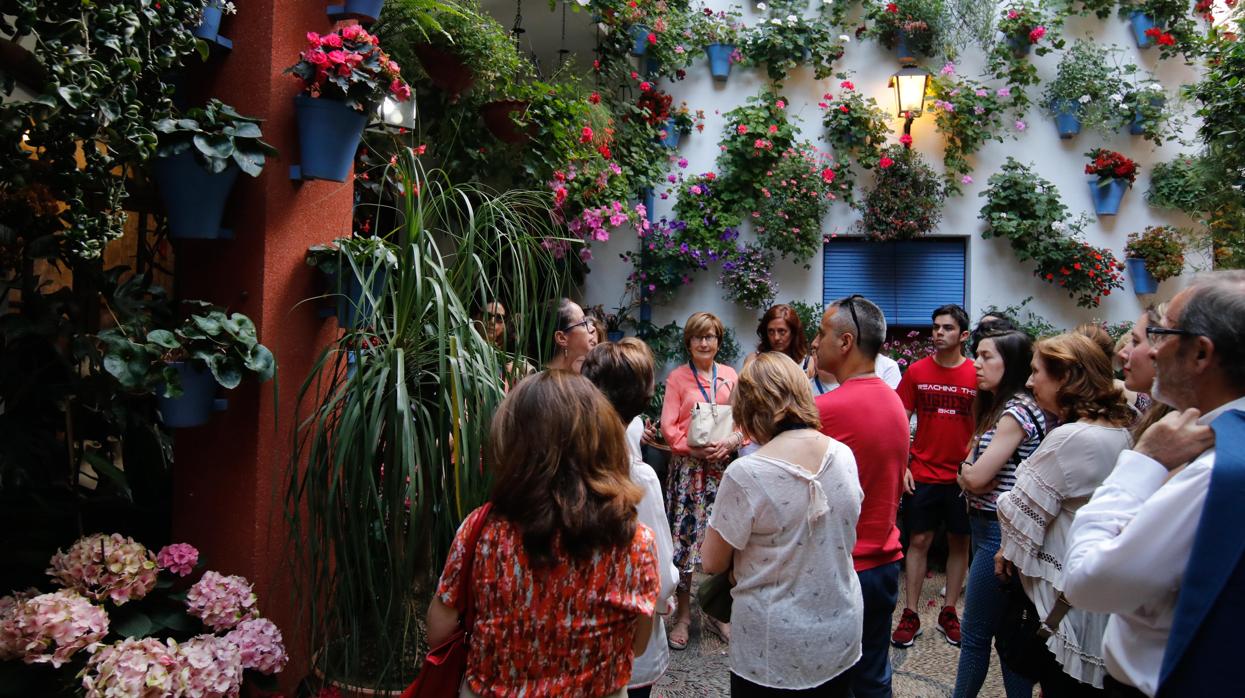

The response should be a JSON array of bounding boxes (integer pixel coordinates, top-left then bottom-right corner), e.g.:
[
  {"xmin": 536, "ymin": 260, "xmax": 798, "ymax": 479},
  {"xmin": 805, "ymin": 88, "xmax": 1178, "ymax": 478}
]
[
  {"xmin": 1063, "ymin": 271, "xmax": 1245, "ymax": 698},
  {"xmin": 892, "ymin": 304, "xmax": 977, "ymax": 649}
]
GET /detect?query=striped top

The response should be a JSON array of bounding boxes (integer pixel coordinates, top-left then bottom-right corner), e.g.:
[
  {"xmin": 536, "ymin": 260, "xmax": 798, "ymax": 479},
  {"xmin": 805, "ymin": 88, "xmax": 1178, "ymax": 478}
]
[{"xmin": 967, "ymin": 394, "xmax": 1047, "ymax": 511}]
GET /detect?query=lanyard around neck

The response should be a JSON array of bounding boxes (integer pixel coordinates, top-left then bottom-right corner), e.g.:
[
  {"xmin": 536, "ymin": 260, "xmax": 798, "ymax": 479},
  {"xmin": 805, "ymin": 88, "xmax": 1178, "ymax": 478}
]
[{"xmin": 690, "ymin": 361, "xmax": 716, "ymax": 403}]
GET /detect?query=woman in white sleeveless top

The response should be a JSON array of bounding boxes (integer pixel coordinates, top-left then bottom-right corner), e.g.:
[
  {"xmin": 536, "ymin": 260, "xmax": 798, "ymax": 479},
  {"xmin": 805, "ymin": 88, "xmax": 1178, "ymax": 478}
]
[{"xmin": 701, "ymin": 352, "xmax": 864, "ymax": 697}]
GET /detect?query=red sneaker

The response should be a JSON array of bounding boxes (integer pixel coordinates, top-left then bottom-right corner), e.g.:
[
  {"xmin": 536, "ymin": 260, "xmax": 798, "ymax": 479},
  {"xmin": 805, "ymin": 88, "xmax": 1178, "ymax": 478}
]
[
  {"xmin": 891, "ymin": 608, "xmax": 922, "ymax": 647},
  {"xmin": 938, "ymin": 605, "xmax": 962, "ymax": 646}
]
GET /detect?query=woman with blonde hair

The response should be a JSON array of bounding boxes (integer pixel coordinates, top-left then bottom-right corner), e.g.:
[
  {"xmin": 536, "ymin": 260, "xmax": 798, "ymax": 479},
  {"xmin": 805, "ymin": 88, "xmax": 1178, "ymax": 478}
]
[
  {"xmin": 660, "ymin": 311, "xmax": 743, "ymax": 649},
  {"xmin": 701, "ymin": 352, "xmax": 863, "ymax": 696},
  {"xmin": 995, "ymin": 333, "xmax": 1133, "ymax": 695},
  {"xmin": 427, "ymin": 371, "xmax": 660, "ymax": 697}
]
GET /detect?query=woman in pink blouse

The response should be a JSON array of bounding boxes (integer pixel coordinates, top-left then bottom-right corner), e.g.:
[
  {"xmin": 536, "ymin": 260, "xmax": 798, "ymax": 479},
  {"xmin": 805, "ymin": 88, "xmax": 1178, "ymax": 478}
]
[{"xmin": 660, "ymin": 311, "xmax": 743, "ymax": 649}]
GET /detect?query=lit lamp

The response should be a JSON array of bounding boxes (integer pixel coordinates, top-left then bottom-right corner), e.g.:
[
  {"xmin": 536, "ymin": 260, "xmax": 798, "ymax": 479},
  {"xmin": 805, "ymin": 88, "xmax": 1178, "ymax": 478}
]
[
  {"xmin": 376, "ymin": 95, "xmax": 417, "ymax": 129},
  {"xmin": 889, "ymin": 65, "xmax": 929, "ymax": 147}
]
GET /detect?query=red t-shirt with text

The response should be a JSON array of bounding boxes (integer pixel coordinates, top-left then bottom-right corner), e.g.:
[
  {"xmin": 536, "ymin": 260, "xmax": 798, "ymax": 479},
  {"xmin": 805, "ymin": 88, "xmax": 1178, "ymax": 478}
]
[{"xmin": 896, "ymin": 356, "xmax": 977, "ymax": 484}]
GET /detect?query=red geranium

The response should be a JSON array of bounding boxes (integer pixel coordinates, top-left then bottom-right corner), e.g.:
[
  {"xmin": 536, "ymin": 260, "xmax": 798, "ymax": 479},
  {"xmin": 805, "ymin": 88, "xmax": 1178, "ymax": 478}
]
[{"xmin": 1084, "ymin": 148, "xmax": 1138, "ymax": 185}]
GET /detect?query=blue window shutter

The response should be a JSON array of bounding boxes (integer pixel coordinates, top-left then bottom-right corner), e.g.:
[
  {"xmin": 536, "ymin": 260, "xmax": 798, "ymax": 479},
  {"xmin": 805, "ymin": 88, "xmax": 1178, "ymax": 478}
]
[
  {"xmin": 893, "ymin": 239, "xmax": 966, "ymax": 326},
  {"xmin": 823, "ymin": 239, "xmax": 897, "ymax": 320}
]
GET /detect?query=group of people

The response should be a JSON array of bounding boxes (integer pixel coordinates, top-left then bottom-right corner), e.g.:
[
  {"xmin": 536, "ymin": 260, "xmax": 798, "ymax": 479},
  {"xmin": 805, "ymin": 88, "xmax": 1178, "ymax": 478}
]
[{"xmin": 429, "ymin": 269, "xmax": 1244, "ymax": 697}]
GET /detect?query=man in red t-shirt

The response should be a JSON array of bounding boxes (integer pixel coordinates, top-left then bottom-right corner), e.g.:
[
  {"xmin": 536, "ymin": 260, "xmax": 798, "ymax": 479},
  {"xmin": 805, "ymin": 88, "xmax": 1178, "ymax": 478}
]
[
  {"xmin": 813, "ymin": 295, "xmax": 911, "ymax": 698},
  {"xmin": 893, "ymin": 304, "xmax": 977, "ymax": 649}
]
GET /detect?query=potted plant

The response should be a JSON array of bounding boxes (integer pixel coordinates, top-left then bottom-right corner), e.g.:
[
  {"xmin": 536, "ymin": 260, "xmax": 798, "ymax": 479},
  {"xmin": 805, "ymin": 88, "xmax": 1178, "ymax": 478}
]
[
  {"xmin": 716, "ymin": 90, "xmax": 800, "ymax": 214},
  {"xmin": 328, "ymin": 0, "xmax": 386, "ymax": 24},
  {"xmin": 819, "ymin": 76, "xmax": 890, "ymax": 204},
  {"xmin": 153, "ymin": 99, "xmax": 278, "ymax": 240},
  {"xmin": 741, "ymin": 13, "xmax": 845, "ymax": 82},
  {"xmin": 285, "ymin": 25, "xmax": 411, "ymax": 181},
  {"xmin": 858, "ymin": 145, "xmax": 946, "ymax": 241},
  {"xmin": 1041, "ymin": 41, "xmax": 1122, "ymax": 138},
  {"xmin": 658, "ymin": 101, "xmax": 704, "ymax": 149},
  {"xmin": 1118, "ymin": 76, "xmax": 1171, "ymax": 143},
  {"xmin": 99, "ymin": 302, "xmax": 275, "ymax": 428},
  {"xmin": 996, "ymin": 1, "xmax": 1051, "ymax": 56},
  {"xmin": 988, "ymin": 1, "xmax": 1063, "ymax": 116},
  {"xmin": 928, "ymin": 71, "xmax": 1009, "ymax": 195},
  {"xmin": 864, "ymin": 0, "xmax": 949, "ymax": 62},
  {"xmin": 1146, "ymin": 155, "xmax": 1212, "ymax": 216},
  {"xmin": 1117, "ymin": 0, "xmax": 1198, "ymax": 56},
  {"xmin": 691, "ymin": 5, "xmax": 745, "ymax": 80},
  {"xmin": 305, "ymin": 236, "xmax": 400, "ymax": 329},
  {"xmin": 670, "ymin": 171, "xmax": 742, "ymax": 259},
  {"xmin": 598, "ymin": 0, "xmax": 698, "ymax": 79},
  {"xmin": 1124, "ymin": 225, "xmax": 1186, "ymax": 294},
  {"xmin": 752, "ymin": 144, "xmax": 837, "ymax": 266},
  {"xmin": 623, "ymin": 217, "xmax": 712, "ymax": 305},
  {"xmin": 979, "ymin": 158, "xmax": 1125, "ymax": 308},
  {"xmin": 720, "ymin": 243, "xmax": 778, "ymax": 310},
  {"xmin": 1085, "ymin": 147, "xmax": 1139, "ymax": 215},
  {"xmin": 193, "ymin": 0, "xmax": 236, "ymax": 46}
]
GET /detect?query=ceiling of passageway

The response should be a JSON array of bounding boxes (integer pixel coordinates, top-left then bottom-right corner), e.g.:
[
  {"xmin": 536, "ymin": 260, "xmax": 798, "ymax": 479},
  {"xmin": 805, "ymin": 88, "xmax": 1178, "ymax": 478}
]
[{"xmin": 478, "ymin": 0, "xmax": 604, "ymax": 78}]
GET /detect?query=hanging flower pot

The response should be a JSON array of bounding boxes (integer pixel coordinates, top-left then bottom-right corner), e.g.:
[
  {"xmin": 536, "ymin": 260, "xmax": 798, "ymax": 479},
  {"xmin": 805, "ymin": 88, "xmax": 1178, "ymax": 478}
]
[
  {"xmin": 480, "ymin": 100, "xmax": 533, "ymax": 144},
  {"xmin": 706, "ymin": 43, "xmax": 734, "ymax": 80},
  {"xmin": 412, "ymin": 44, "xmax": 475, "ymax": 100},
  {"xmin": 1128, "ymin": 96, "xmax": 1165, "ymax": 135},
  {"xmin": 1051, "ymin": 99, "xmax": 1082, "ymax": 139},
  {"xmin": 1005, "ymin": 35, "xmax": 1031, "ymax": 57},
  {"xmin": 895, "ymin": 31, "xmax": 915, "ymax": 63},
  {"xmin": 193, "ymin": 5, "xmax": 225, "ymax": 40},
  {"xmin": 641, "ymin": 187, "xmax": 656, "ymax": 222},
  {"xmin": 645, "ymin": 57, "xmax": 661, "ymax": 76},
  {"xmin": 154, "ymin": 150, "xmax": 240, "ymax": 240},
  {"xmin": 158, "ymin": 361, "xmax": 225, "ymax": 429},
  {"xmin": 327, "ymin": 0, "xmax": 385, "ymax": 24},
  {"xmin": 607, "ymin": 330, "xmax": 625, "ymax": 342},
  {"xmin": 1088, "ymin": 178, "xmax": 1129, "ymax": 216},
  {"xmin": 630, "ymin": 24, "xmax": 651, "ymax": 56},
  {"xmin": 1130, "ymin": 12, "xmax": 1156, "ymax": 48},
  {"xmin": 659, "ymin": 118, "xmax": 682, "ymax": 149},
  {"xmin": 321, "ymin": 267, "xmax": 389, "ymax": 329},
  {"xmin": 293, "ymin": 95, "xmax": 370, "ymax": 182},
  {"xmin": 1125, "ymin": 257, "xmax": 1159, "ymax": 295}
]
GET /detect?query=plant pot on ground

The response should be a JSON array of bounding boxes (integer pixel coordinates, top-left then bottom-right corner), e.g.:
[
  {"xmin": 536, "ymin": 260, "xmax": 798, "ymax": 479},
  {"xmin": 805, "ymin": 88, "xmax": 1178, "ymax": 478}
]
[{"xmin": 153, "ymin": 99, "xmax": 277, "ymax": 239}]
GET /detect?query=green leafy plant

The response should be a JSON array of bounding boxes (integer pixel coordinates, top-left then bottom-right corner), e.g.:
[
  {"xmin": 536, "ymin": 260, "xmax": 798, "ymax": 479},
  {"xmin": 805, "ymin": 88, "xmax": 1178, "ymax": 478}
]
[
  {"xmin": 1117, "ymin": 74, "xmax": 1173, "ymax": 144},
  {"xmin": 1042, "ymin": 41, "xmax": 1125, "ymax": 136},
  {"xmin": 819, "ymin": 75, "xmax": 890, "ymax": 204},
  {"xmin": 716, "ymin": 90, "xmax": 801, "ymax": 214},
  {"xmin": 987, "ymin": 1, "xmax": 1064, "ymax": 117},
  {"xmin": 1125, "ymin": 225, "xmax": 1187, "ymax": 282},
  {"xmin": 857, "ymin": 145, "xmax": 946, "ymax": 241},
  {"xmin": 670, "ymin": 171, "xmax": 742, "ymax": 258},
  {"xmin": 786, "ymin": 300, "xmax": 825, "ymax": 347},
  {"xmin": 928, "ymin": 72, "xmax": 1009, "ymax": 195},
  {"xmin": 751, "ymin": 144, "xmax": 837, "ymax": 266},
  {"xmin": 1117, "ymin": 0, "xmax": 1201, "ymax": 60},
  {"xmin": 1146, "ymin": 155, "xmax": 1214, "ymax": 215},
  {"xmin": 720, "ymin": 243, "xmax": 778, "ymax": 310},
  {"xmin": 980, "ymin": 296, "xmax": 1060, "ymax": 339},
  {"xmin": 305, "ymin": 236, "xmax": 401, "ymax": 278},
  {"xmin": 622, "ymin": 217, "xmax": 712, "ymax": 304},
  {"xmin": 595, "ymin": 0, "xmax": 699, "ymax": 81},
  {"xmin": 1061, "ymin": 0, "xmax": 1118, "ymax": 19},
  {"xmin": 864, "ymin": 0, "xmax": 951, "ymax": 59},
  {"xmin": 691, "ymin": 4, "xmax": 747, "ymax": 47},
  {"xmin": 979, "ymin": 158, "xmax": 1125, "ymax": 307},
  {"xmin": 741, "ymin": 13, "xmax": 846, "ymax": 82},
  {"xmin": 154, "ymin": 99, "xmax": 278, "ymax": 177},
  {"xmin": 636, "ymin": 320, "xmax": 687, "ymax": 369}
]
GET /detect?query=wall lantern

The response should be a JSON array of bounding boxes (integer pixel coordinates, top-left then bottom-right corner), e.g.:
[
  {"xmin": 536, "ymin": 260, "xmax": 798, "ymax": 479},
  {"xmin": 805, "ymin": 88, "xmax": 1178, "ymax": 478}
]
[{"xmin": 889, "ymin": 65, "xmax": 930, "ymax": 147}]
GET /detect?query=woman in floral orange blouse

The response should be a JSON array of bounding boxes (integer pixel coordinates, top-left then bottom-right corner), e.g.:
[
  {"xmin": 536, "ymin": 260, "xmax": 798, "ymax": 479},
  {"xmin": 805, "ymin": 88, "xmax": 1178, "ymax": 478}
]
[{"xmin": 427, "ymin": 371, "xmax": 660, "ymax": 698}]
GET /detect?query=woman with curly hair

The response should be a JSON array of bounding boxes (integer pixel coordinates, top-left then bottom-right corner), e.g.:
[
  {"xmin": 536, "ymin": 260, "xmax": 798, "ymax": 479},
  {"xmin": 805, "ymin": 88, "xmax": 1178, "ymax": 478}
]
[
  {"xmin": 743, "ymin": 304, "xmax": 813, "ymax": 376},
  {"xmin": 995, "ymin": 333, "xmax": 1133, "ymax": 695}
]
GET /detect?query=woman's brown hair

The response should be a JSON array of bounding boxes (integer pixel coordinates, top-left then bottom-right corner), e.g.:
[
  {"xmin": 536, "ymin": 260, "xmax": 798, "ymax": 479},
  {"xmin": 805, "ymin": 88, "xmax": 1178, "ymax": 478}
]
[
  {"xmin": 489, "ymin": 371, "xmax": 643, "ymax": 564},
  {"xmin": 1034, "ymin": 333, "xmax": 1132, "ymax": 426},
  {"xmin": 732, "ymin": 352, "xmax": 822, "ymax": 443},
  {"xmin": 755, "ymin": 304, "xmax": 809, "ymax": 362},
  {"xmin": 581, "ymin": 338, "xmax": 656, "ymax": 424},
  {"xmin": 682, "ymin": 311, "xmax": 725, "ymax": 354},
  {"xmin": 1074, "ymin": 323, "xmax": 1116, "ymax": 362}
]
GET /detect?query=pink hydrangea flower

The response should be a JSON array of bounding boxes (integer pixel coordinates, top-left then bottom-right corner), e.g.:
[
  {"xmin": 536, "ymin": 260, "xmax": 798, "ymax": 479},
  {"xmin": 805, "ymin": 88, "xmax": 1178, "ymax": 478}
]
[
  {"xmin": 2, "ymin": 590, "xmax": 108, "ymax": 667},
  {"xmin": 156, "ymin": 544, "xmax": 199, "ymax": 577},
  {"xmin": 186, "ymin": 572, "xmax": 258, "ymax": 632},
  {"xmin": 223, "ymin": 618, "xmax": 288, "ymax": 675},
  {"xmin": 47, "ymin": 533, "xmax": 158, "ymax": 605},
  {"xmin": 81, "ymin": 637, "xmax": 180, "ymax": 698},
  {"xmin": 177, "ymin": 635, "xmax": 244, "ymax": 698}
]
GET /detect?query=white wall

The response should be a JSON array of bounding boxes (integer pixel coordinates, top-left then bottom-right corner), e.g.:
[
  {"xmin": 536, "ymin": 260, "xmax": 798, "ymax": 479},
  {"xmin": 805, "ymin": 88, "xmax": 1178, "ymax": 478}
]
[{"xmin": 514, "ymin": 4, "xmax": 1206, "ymax": 355}]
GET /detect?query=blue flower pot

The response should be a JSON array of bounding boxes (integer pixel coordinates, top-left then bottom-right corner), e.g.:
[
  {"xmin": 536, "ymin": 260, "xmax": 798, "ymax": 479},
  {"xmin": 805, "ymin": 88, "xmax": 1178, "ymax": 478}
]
[
  {"xmin": 895, "ymin": 32, "xmax": 915, "ymax": 63},
  {"xmin": 327, "ymin": 0, "xmax": 385, "ymax": 24},
  {"xmin": 193, "ymin": 5, "xmax": 223, "ymax": 40},
  {"xmin": 659, "ymin": 118, "xmax": 682, "ymax": 149},
  {"xmin": 1128, "ymin": 96, "xmax": 1165, "ymax": 136},
  {"xmin": 630, "ymin": 25, "xmax": 650, "ymax": 57},
  {"xmin": 158, "ymin": 361, "xmax": 226, "ymax": 428},
  {"xmin": 154, "ymin": 150, "xmax": 239, "ymax": 240},
  {"xmin": 645, "ymin": 57, "xmax": 661, "ymax": 76},
  {"xmin": 293, "ymin": 95, "xmax": 370, "ymax": 182},
  {"xmin": 1005, "ymin": 35, "xmax": 1031, "ymax": 56},
  {"xmin": 707, "ymin": 43, "xmax": 734, "ymax": 80},
  {"xmin": 1089, "ymin": 178, "xmax": 1129, "ymax": 216},
  {"xmin": 1051, "ymin": 99, "xmax": 1082, "ymax": 139},
  {"xmin": 1126, "ymin": 257, "xmax": 1158, "ymax": 295},
  {"xmin": 1130, "ymin": 12, "xmax": 1156, "ymax": 48},
  {"xmin": 640, "ymin": 187, "xmax": 656, "ymax": 223},
  {"xmin": 607, "ymin": 330, "xmax": 625, "ymax": 342},
  {"xmin": 324, "ymin": 266, "xmax": 389, "ymax": 328}
]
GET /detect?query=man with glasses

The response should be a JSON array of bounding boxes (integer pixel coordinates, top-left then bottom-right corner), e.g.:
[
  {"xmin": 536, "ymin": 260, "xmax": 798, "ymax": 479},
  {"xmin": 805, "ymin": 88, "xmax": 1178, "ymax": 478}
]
[
  {"xmin": 1064, "ymin": 271, "xmax": 1245, "ymax": 697},
  {"xmin": 892, "ymin": 304, "xmax": 977, "ymax": 649}
]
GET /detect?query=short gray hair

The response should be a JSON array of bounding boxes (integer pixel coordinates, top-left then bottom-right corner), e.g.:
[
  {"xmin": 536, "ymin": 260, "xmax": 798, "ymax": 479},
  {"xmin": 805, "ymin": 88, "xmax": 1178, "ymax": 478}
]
[
  {"xmin": 1180, "ymin": 270, "xmax": 1245, "ymax": 391},
  {"xmin": 830, "ymin": 295, "xmax": 887, "ymax": 359}
]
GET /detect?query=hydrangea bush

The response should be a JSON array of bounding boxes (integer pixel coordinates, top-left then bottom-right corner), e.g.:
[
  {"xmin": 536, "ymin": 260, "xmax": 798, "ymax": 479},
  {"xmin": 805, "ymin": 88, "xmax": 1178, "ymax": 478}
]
[{"xmin": 47, "ymin": 533, "xmax": 159, "ymax": 605}]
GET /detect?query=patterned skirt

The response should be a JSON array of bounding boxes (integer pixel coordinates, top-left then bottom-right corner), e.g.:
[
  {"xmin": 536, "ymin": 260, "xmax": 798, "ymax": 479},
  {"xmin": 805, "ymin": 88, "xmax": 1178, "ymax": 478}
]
[{"xmin": 666, "ymin": 454, "xmax": 727, "ymax": 588}]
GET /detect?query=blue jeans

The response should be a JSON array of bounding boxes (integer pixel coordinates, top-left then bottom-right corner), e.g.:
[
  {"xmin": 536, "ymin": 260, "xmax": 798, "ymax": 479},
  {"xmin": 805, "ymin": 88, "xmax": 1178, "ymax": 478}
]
[
  {"xmin": 847, "ymin": 561, "xmax": 899, "ymax": 698},
  {"xmin": 951, "ymin": 515, "xmax": 1035, "ymax": 698}
]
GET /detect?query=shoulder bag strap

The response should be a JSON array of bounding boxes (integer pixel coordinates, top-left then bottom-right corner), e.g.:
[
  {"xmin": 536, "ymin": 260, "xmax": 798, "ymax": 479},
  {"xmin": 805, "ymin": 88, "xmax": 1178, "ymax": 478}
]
[
  {"xmin": 1037, "ymin": 592, "xmax": 1073, "ymax": 640},
  {"xmin": 1018, "ymin": 401, "xmax": 1047, "ymax": 441},
  {"xmin": 689, "ymin": 361, "xmax": 716, "ymax": 404},
  {"xmin": 458, "ymin": 502, "xmax": 494, "ymax": 632}
]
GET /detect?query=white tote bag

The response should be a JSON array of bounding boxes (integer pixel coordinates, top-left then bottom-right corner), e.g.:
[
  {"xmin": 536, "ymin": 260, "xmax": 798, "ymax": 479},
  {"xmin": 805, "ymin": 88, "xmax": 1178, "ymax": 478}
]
[{"xmin": 687, "ymin": 400, "xmax": 734, "ymax": 448}]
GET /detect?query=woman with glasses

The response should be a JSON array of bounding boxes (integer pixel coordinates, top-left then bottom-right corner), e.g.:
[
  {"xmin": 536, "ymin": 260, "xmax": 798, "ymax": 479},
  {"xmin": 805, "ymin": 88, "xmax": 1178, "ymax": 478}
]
[
  {"xmin": 660, "ymin": 311, "xmax": 744, "ymax": 650},
  {"xmin": 546, "ymin": 298, "xmax": 598, "ymax": 373},
  {"xmin": 995, "ymin": 333, "xmax": 1133, "ymax": 694}
]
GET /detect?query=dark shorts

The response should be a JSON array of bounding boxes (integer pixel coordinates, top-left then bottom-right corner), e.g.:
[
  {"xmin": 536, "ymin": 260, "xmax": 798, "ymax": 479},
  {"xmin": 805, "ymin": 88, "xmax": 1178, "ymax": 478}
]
[{"xmin": 903, "ymin": 482, "xmax": 970, "ymax": 536}]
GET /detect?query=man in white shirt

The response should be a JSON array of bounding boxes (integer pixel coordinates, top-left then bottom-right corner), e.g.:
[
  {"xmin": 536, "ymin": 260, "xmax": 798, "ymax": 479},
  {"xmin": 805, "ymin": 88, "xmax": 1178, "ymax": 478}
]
[{"xmin": 1063, "ymin": 271, "xmax": 1245, "ymax": 697}]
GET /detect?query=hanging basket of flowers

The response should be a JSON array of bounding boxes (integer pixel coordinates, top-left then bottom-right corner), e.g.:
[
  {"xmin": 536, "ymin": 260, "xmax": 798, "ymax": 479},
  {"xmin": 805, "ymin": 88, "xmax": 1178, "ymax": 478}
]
[
  {"xmin": 857, "ymin": 145, "xmax": 946, "ymax": 241},
  {"xmin": 285, "ymin": 26, "xmax": 411, "ymax": 181},
  {"xmin": 1123, "ymin": 225, "xmax": 1186, "ymax": 294},
  {"xmin": 1084, "ymin": 147, "xmax": 1138, "ymax": 216}
]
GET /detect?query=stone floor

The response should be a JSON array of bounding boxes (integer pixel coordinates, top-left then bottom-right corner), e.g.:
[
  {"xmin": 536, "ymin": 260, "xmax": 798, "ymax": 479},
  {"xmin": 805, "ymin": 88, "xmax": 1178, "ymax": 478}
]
[{"xmin": 655, "ymin": 570, "xmax": 1018, "ymax": 698}]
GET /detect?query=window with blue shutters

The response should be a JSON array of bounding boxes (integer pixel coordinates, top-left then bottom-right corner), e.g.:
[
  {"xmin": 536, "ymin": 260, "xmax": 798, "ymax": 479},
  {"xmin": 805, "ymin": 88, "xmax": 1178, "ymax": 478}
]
[{"xmin": 822, "ymin": 238, "xmax": 966, "ymax": 326}]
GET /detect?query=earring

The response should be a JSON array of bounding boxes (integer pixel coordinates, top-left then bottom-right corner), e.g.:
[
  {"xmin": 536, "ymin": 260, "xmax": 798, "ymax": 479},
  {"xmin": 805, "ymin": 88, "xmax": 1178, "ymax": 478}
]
[{"xmin": 563, "ymin": 347, "xmax": 569, "ymax": 358}]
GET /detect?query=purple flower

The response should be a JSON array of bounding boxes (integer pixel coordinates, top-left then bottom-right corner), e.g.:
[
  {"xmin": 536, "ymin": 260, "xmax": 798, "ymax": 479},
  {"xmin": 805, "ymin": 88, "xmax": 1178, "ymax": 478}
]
[
  {"xmin": 997, "ymin": 87, "xmax": 1011, "ymax": 97},
  {"xmin": 940, "ymin": 62, "xmax": 956, "ymax": 75},
  {"xmin": 1014, "ymin": 119, "xmax": 1027, "ymax": 131}
]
